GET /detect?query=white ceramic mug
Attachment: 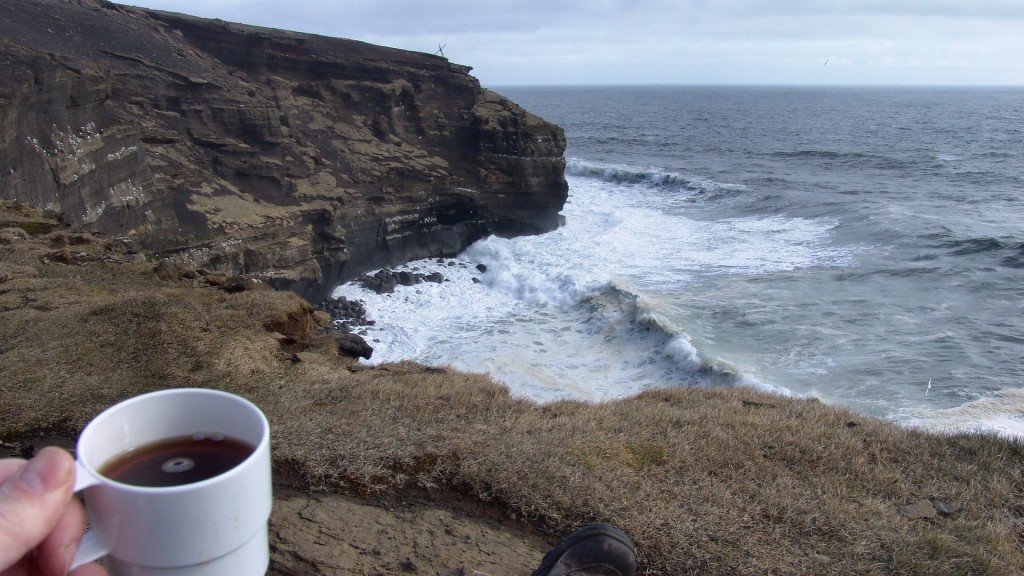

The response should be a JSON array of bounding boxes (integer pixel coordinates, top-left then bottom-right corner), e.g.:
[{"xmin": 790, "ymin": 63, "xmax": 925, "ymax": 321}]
[{"xmin": 69, "ymin": 388, "xmax": 272, "ymax": 575}]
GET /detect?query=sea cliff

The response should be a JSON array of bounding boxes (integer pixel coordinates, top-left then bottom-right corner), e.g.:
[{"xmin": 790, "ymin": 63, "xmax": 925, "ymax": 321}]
[
  {"xmin": 0, "ymin": 0, "xmax": 567, "ymax": 301},
  {"xmin": 4, "ymin": 3, "xmax": 1023, "ymax": 575}
]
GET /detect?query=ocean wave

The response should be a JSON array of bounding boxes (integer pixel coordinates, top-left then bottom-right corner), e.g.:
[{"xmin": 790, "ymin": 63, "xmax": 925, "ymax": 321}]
[
  {"xmin": 566, "ymin": 158, "xmax": 745, "ymax": 197},
  {"xmin": 933, "ymin": 235, "xmax": 1024, "ymax": 268},
  {"xmin": 770, "ymin": 149, "xmax": 910, "ymax": 170},
  {"xmin": 580, "ymin": 282, "xmax": 787, "ymax": 393},
  {"xmin": 1001, "ymin": 242, "xmax": 1024, "ymax": 269},
  {"xmin": 917, "ymin": 228, "xmax": 1024, "ymax": 268},
  {"xmin": 333, "ymin": 256, "xmax": 788, "ymax": 402},
  {"xmin": 946, "ymin": 237, "xmax": 1009, "ymax": 256}
]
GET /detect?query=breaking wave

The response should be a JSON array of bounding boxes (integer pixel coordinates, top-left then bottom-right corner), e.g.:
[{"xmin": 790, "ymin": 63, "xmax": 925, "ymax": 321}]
[
  {"xmin": 578, "ymin": 282, "xmax": 776, "ymax": 391},
  {"xmin": 566, "ymin": 158, "xmax": 746, "ymax": 197}
]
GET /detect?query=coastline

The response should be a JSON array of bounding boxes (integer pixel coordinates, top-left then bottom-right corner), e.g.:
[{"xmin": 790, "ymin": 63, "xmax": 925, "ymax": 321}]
[
  {"xmin": 2, "ymin": 4, "xmax": 1019, "ymax": 574},
  {"xmin": 329, "ymin": 218, "xmax": 1024, "ymax": 441},
  {"xmin": 3, "ymin": 201, "xmax": 1022, "ymax": 575},
  {"xmin": 334, "ymin": 254, "xmax": 1024, "ymax": 441},
  {"xmin": 492, "ymin": 86, "xmax": 1024, "ymax": 443}
]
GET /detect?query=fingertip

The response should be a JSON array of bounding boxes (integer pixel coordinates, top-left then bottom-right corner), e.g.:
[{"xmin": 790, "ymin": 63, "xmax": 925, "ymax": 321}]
[
  {"xmin": 18, "ymin": 447, "xmax": 75, "ymax": 494},
  {"xmin": 36, "ymin": 446, "xmax": 75, "ymax": 471}
]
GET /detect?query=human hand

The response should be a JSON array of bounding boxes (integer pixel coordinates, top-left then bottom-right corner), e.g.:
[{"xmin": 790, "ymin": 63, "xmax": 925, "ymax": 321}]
[{"xmin": 0, "ymin": 447, "xmax": 108, "ymax": 576}]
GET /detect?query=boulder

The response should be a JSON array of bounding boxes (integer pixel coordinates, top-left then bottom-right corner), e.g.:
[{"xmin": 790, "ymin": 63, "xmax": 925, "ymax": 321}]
[
  {"xmin": 321, "ymin": 296, "xmax": 373, "ymax": 331},
  {"xmin": 336, "ymin": 332, "xmax": 373, "ymax": 360},
  {"xmin": 358, "ymin": 268, "xmax": 445, "ymax": 294}
]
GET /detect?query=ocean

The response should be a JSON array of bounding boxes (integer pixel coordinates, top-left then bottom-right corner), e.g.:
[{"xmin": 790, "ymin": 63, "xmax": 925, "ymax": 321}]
[{"xmin": 333, "ymin": 86, "xmax": 1024, "ymax": 438}]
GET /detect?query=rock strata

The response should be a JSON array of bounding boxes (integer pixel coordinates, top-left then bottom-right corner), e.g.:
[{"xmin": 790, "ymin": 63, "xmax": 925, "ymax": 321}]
[{"xmin": 0, "ymin": 0, "xmax": 567, "ymax": 301}]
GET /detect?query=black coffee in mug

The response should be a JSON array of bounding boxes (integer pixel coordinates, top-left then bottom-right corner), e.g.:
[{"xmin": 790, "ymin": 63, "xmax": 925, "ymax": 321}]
[{"xmin": 99, "ymin": 433, "xmax": 255, "ymax": 488}]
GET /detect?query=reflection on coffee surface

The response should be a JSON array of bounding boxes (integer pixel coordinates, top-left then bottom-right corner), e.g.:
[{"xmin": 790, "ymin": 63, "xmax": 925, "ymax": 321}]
[{"xmin": 99, "ymin": 433, "xmax": 254, "ymax": 487}]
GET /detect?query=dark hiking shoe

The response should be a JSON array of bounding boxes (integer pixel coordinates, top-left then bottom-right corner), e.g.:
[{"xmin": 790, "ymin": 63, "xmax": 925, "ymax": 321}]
[{"xmin": 532, "ymin": 523, "xmax": 637, "ymax": 576}]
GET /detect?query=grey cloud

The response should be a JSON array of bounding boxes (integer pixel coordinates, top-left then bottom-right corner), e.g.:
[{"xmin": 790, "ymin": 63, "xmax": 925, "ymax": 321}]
[{"xmin": 116, "ymin": 1, "xmax": 1024, "ymax": 85}]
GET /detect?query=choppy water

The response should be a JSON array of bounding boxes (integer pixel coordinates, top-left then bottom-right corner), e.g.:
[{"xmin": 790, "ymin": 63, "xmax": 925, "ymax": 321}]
[{"xmin": 334, "ymin": 86, "xmax": 1024, "ymax": 437}]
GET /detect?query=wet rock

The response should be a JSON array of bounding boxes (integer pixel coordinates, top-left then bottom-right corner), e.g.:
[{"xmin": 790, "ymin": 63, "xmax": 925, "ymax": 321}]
[
  {"xmin": 358, "ymin": 269, "xmax": 445, "ymax": 294},
  {"xmin": 320, "ymin": 296, "xmax": 372, "ymax": 331},
  {"xmin": 336, "ymin": 332, "xmax": 373, "ymax": 360}
]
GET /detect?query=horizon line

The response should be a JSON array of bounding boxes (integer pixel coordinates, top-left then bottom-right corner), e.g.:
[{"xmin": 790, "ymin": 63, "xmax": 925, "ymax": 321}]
[{"xmin": 485, "ymin": 82, "xmax": 1024, "ymax": 89}]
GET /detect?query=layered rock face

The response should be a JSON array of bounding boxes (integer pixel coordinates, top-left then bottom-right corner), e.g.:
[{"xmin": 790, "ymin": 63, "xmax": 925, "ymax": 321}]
[{"xmin": 0, "ymin": 0, "xmax": 567, "ymax": 300}]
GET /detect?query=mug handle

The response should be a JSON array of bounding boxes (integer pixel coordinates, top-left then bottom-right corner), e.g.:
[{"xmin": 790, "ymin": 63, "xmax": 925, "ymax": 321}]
[{"xmin": 70, "ymin": 461, "xmax": 110, "ymax": 569}]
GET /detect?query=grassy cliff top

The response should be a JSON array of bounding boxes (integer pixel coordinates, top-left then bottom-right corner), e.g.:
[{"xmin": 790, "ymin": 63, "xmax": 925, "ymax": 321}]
[{"xmin": 1, "ymin": 200, "xmax": 1022, "ymax": 575}]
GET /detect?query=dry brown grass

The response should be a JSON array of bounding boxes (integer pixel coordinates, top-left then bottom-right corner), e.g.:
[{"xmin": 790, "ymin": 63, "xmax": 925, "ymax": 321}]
[{"xmin": 2, "ymin": 203, "xmax": 1022, "ymax": 575}]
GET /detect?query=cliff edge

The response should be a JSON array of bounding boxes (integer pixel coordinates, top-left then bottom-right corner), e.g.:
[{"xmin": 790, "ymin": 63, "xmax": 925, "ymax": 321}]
[{"xmin": 0, "ymin": 0, "xmax": 567, "ymax": 300}]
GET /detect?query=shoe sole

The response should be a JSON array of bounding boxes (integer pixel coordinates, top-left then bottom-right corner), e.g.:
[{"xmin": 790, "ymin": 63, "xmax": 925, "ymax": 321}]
[{"xmin": 532, "ymin": 523, "xmax": 636, "ymax": 576}]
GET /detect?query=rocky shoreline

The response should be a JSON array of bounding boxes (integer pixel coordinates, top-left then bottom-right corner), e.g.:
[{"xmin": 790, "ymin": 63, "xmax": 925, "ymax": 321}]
[
  {"xmin": 318, "ymin": 258, "xmax": 492, "ymax": 359},
  {"xmin": 4, "ymin": 3, "xmax": 1024, "ymax": 575},
  {"xmin": 3, "ymin": 200, "xmax": 1024, "ymax": 575}
]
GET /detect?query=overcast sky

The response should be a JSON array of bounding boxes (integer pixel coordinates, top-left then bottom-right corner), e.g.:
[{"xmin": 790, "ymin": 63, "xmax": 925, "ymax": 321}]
[{"xmin": 116, "ymin": 1, "xmax": 1024, "ymax": 87}]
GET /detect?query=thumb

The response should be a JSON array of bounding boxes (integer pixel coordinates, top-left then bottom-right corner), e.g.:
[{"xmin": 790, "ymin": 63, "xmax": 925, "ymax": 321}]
[{"xmin": 0, "ymin": 447, "xmax": 76, "ymax": 569}]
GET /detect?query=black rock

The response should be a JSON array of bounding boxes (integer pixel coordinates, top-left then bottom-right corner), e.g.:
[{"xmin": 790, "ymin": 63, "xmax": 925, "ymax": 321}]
[
  {"xmin": 320, "ymin": 295, "xmax": 372, "ymax": 330},
  {"xmin": 336, "ymin": 332, "xmax": 373, "ymax": 360}
]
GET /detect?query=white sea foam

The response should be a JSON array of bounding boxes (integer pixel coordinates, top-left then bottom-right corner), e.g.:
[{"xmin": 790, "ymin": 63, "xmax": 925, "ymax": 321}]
[
  {"xmin": 330, "ymin": 158, "xmax": 1018, "ymax": 436},
  {"xmin": 333, "ymin": 170, "xmax": 844, "ymax": 402},
  {"xmin": 902, "ymin": 388, "xmax": 1024, "ymax": 440},
  {"xmin": 471, "ymin": 86, "xmax": 1024, "ymax": 438}
]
